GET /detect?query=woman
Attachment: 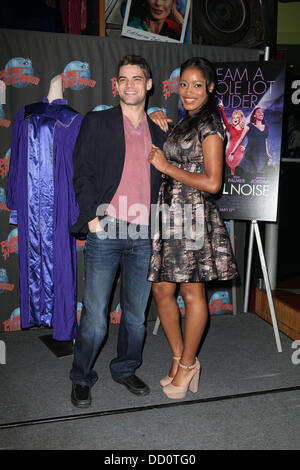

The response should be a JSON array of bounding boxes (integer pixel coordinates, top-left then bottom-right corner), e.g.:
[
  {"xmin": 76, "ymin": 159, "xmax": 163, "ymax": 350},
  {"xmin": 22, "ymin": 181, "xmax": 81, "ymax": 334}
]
[
  {"xmin": 147, "ymin": 57, "xmax": 238, "ymax": 400},
  {"xmin": 229, "ymin": 107, "xmax": 273, "ymax": 177},
  {"xmin": 128, "ymin": 0, "xmax": 183, "ymax": 40},
  {"xmin": 218, "ymin": 101, "xmax": 246, "ymax": 176}
]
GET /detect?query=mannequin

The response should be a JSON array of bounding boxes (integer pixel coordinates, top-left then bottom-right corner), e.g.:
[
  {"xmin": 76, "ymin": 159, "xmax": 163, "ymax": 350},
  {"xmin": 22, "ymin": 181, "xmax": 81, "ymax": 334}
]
[
  {"xmin": 47, "ymin": 74, "xmax": 63, "ymax": 102},
  {"xmin": 7, "ymin": 76, "xmax": 83, "ymax": 346}
]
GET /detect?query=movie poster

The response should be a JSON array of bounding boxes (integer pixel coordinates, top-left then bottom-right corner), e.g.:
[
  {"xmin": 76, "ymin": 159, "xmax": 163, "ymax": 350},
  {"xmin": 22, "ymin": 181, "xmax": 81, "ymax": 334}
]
[
  {"xmin": 176, "ymin": 61, "xmax": 285, "ymax": 315},
  {"xmin": 215, "ymin": 61, "xmax": 286, "ymax": 222}
]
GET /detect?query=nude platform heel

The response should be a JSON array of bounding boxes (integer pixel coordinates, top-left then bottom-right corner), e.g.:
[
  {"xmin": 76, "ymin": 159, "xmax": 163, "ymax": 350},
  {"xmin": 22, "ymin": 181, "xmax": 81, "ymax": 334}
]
[
  {"xmin": 160, "ymin": 356, "xmax": 181, "ymax": 387},
  {"xmin": 162, "ymin": 358, "xmax": 201, "ymax": 399}
]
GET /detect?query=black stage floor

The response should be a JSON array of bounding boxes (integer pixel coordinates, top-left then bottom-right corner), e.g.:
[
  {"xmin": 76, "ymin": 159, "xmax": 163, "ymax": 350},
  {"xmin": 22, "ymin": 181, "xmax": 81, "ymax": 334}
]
[{"xmin": 0, "ymin": 313, "xmax": 299, "ymax": 450}]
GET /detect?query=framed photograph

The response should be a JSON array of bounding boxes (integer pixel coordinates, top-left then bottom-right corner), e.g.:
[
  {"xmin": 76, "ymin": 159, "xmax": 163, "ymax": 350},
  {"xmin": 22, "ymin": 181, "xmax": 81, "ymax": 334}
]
[{"xmin": 121, "ymin": 0, "xmax": 191, "ymax": 43}]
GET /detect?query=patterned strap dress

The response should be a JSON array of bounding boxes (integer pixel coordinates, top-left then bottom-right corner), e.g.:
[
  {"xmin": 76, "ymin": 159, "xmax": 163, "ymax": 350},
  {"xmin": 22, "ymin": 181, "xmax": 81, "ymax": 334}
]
[{"xmin": 148, "ymin": 113, "xmax": 238, "ymax": 283}]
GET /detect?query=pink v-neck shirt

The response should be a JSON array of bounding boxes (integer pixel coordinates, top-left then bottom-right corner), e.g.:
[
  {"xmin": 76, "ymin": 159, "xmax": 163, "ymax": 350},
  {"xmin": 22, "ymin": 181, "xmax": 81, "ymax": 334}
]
[{"xmin": 106, "ymin": 114, "xmax": 152, "ymax": 225}]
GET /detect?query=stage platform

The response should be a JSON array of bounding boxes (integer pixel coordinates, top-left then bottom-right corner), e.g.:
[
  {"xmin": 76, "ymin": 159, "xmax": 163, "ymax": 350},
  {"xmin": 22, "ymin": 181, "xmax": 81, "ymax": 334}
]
[
  {"xmin": 0, "ymin": 312, "xmax": 299, "ymax": 450},
  {"xmin": 255, "ymin": 277, "xmax": 300, "ymax": 340}
]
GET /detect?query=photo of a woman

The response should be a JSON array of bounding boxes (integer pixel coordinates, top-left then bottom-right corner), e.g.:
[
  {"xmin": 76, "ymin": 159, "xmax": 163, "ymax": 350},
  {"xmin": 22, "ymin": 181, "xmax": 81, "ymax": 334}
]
[{"xmin": 125, "ymin": 0, "xmax": 186, "ymax": 41}]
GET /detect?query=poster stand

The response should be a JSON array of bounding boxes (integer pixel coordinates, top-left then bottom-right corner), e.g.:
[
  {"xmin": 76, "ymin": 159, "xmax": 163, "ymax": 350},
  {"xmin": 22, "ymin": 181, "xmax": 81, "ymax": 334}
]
[
  {"xmin": 243, "ymin": 220, "xmax": 282, "ymax": 353},
  {"xmin": 230, "ymin": 220, "xmax": 238, "ymax": 316},
  {"xmin": 243, "ymin": 46, "xmax": 282, "ymax": 353}
]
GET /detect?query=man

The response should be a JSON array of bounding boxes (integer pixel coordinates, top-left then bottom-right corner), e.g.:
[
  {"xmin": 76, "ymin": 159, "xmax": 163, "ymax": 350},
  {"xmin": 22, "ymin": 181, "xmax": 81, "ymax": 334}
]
[{"xmin": 70, "ymin": 55, "xmax": 166, "ymax": 407}]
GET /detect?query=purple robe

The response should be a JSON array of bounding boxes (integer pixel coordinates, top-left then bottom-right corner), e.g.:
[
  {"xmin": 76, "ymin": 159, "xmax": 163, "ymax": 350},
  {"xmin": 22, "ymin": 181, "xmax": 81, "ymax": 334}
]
[{"xmin": 7, "ymin": 97, "xmax": 83, "ymax": 340}]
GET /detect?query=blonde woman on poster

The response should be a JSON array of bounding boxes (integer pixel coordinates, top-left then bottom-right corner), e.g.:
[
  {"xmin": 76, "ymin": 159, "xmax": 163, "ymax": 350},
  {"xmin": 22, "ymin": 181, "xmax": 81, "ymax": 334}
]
[{"xmin": 218, "ymin": 100, "xmax": 246, "ymax": 176}]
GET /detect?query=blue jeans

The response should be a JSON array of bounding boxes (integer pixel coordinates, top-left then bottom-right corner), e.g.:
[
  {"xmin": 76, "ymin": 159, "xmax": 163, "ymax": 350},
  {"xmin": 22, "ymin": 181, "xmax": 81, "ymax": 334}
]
[{"xmin": 70, "ymin": 222, "xmax": 152, "ymax": 387}]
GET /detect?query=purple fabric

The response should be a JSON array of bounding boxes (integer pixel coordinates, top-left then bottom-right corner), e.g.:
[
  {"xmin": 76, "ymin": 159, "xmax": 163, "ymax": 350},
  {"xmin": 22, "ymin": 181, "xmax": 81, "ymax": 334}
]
[{"xmin": 7, "ymin": 98, "xmax": 83, "ymax": 340}]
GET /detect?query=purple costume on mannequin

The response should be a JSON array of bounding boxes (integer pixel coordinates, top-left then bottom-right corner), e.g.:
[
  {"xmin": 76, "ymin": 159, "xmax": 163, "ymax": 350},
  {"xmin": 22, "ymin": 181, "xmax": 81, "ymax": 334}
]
[{"xmin": 7, "ymin": 98, "xmax": 83, "ymax": 340}]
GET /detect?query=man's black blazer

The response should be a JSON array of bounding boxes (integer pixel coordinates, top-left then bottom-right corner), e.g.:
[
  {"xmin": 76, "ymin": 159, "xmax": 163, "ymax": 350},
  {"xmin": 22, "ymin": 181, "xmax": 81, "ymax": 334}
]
[{"xmin": 71, "ymin": 105, "xmax": 167, "ymax": 238}]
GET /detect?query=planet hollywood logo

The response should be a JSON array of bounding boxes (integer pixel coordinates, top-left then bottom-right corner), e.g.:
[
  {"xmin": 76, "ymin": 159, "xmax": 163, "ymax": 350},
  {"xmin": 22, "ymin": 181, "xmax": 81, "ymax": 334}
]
[
  {"xmin": 1, "ymin": 58, "xmax": 40, "ymax": 88},
  {"xmin": 2, "ymin": 307, "xmax": 20, "ymax": 332},
  {"xmin": 0, "ymin": 268, "xmax": 14, "ymax": 294},
  {"xmin": 209, "ymin": 291, "xmax": 233, "ymax": 315},
  {"xmin": 0, "ymin": 187, "xmax": 9, "ymax": 212},
  {"xmin": 76, "ymin": 302, "xmax": 83, "ymax": 324},
  {"xmin": 77, "ymin": 299, "xmax": 123, "ymax": 325},
  {"xmin": 1, "ymin": 228, "xmax": 18, "ymax": 261},
  {"xmin": 93, "ymin": 105, "xmax": 113, "ymax": 112},
  {"xmin": 111, "ymin": 77, "xmax": 119, "ymax": 98},
  {"xmin": 162, "ymin": 68, "xmax": 180, "ymax": 100},
  {"xmin": 177, "ymin": 295, "xmax": 185, "ymax": 316},
  {"xmin": 110, "ymin": 303, "xmax": 122, "ymax": 324},
  {"xmin": 76, "ymin": 239, "xmax": 86, "ymax": 251},
  {"xmin": 0, "ymin": 104, "xmax": 11, "ymax": 128},
  {"xmin": 147, "ymin": 106, "xmax": 168, "ymax": 118},
  {"xmin": 0, "ymin": 149, "xmax": 10, "ymax": 179},
  {"xmin": 62, "ymin": 61, "xmax": 96, "ymax": 91}
]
